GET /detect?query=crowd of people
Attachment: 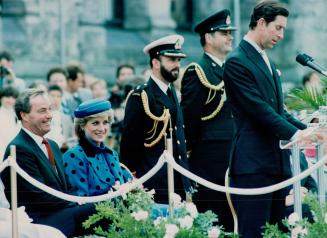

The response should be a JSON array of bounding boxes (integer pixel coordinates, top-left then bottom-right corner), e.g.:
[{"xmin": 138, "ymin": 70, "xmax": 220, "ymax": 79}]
[{"xmin": 0, "ymin": 1, "xmax": 326, "ymax": 238}]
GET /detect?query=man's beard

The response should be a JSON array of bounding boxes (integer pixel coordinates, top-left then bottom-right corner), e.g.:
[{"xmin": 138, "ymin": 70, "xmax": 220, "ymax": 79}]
[{"xmin": 160, "ymin": 64, "xmax": 179, "ymax": 83}]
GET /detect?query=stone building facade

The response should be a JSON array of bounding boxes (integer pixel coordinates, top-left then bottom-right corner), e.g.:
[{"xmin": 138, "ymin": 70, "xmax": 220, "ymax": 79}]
[{"xmin": 0, "ymin": 0, "xmax": 326, "ymax": 87}]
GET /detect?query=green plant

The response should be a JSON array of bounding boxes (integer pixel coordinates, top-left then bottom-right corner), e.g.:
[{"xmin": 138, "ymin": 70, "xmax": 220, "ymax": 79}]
[
  {"xmin": 285, "ymin": 79, "xmax": 327, "ymax": 112},
  {"xmin": 81, "ymin": 188, "xmax": 238, "ymax": 238},
  {"xmin": 263, "ymin": 194, "xmax": 327, "ymax": 238}
]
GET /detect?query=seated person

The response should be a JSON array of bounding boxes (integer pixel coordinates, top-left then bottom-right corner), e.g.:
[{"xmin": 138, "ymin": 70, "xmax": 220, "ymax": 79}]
[
  {"xmin": 0, "ymin": 177, "xmax": 65, "ymax": 238},
  {"xmin": 1, "ymin": 89, "xmax": 95, "ymax": 237},
  {"xmin": 63, "ymin": 99, "xmax": 133, "ymax": 196}
]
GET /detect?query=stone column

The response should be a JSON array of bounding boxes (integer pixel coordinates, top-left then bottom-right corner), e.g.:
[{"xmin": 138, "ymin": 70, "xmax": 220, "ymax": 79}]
[
  {"xmin": 193, "ymin": 0, "xmax": 231, "ymax": 24},
  {"xmin": 124, "ymin": 0, "xmax": 150, "ymax": 29},
  {"xmin": 147, "ymin": 0, "xmax": 176, "ymax": 29}
]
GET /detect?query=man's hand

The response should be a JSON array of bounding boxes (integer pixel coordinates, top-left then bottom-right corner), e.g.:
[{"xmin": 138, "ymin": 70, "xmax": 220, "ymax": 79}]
[{"xmin": 296, "ymin": 127, "xmax": 326, "ymax": 146}]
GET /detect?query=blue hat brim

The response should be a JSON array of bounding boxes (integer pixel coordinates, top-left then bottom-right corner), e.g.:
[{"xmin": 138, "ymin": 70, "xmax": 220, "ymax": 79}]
[{"xmin": 74, "ymin": 99, "xmax": 111, "ymax": 118}]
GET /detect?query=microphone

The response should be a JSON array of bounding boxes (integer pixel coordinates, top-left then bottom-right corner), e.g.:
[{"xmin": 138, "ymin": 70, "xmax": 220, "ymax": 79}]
[{"xmin": 296, "ymin": 53, "xmax": 327, "ymax": 77}]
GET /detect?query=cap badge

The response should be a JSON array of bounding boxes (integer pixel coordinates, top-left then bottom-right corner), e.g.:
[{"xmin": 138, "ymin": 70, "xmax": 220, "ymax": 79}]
[
  {"xmin": 175, "ymin": 39, "xmax": 182, "ymax": 49},
  {"xmin": 226, "ymin": 15, "xmax": 231, "ymax": 25}
]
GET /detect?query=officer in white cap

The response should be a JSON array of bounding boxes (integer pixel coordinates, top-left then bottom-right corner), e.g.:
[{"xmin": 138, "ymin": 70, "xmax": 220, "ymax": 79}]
[
  {"xmin": 180, "ymin": 9, "xmax": 237, "ymax": 231},
  {"xmin": 120, "ymin": 35, "xmax": 192, "ymax": 203}
]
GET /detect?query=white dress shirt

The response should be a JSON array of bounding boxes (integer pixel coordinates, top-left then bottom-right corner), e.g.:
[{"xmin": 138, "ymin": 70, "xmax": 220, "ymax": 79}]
[
  {"xmin": 243, "ymin": 35, "xmax": 272, "ymax": 74},
  {"xmin": 151, "ymin": 73, "xmax": 170, "ymax": 94}
]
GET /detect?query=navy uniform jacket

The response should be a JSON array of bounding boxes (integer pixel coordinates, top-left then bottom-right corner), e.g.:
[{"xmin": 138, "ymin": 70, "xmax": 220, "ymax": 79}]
[
  {"xmin": 1, "ymin": 129, "xmax": 74, "ymax": 218},
  {"xmin": 181, "ymin": 54, "xmax": 235, "ymax": 181},
  {"xmin": 120, "ymin": 78, "xmax": 191, "ymax": 201},
  {"xmin": 223, "ymin": 40, "xmax": 306, "ymax": 177}
]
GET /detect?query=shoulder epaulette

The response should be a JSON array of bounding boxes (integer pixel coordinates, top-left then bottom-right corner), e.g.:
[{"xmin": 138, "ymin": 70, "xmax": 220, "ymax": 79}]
[{"xmin": 125, "ymin": 83, "xmax": 148, "ymax": 102}]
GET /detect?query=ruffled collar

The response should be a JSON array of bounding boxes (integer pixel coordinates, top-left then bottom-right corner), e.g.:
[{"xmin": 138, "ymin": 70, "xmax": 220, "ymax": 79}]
[{"xmin": 78, "ymin": 135, "xmax": 113, "ymax": 157}]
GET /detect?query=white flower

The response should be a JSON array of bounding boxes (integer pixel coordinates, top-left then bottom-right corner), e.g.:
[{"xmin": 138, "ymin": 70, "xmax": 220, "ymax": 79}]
[
  {"xmin": 165, "ymin": 224, "xmax": 179, "ymax": 237},
  {"xmin": 208, "ymin": 227, "xmax": 221, "ymax": 238},
  {"xmin": 291, "ymin": 226, "xmax": 307, "ymax": 238},
  {"xmin": 131, "ymin": 210, "xmax": 149, "ymax": 221},
  {"xmin": 170, "ymin": 193, "xmax": 182, "ymax": 208},
  {"xmin": 163, "ymin": 235, "xmax": 175, "ymax": 238},
  {"xmin": 185, "ymin": 202, "xmax": 198, "ymax": 218},
  {"xmin": 147, "ymin": 189, "xmax": 156, "ymax": 196},
  {"xmin": 178, "ymin": 215, "xmax": 193, "ymax": 229},
  {"xmin": 288, "ymin": 212, "xmax": 300, "ymax": 226},
  {"xmin": 324, "ymin": 213, "xmax": 327, "ymax": 223}
]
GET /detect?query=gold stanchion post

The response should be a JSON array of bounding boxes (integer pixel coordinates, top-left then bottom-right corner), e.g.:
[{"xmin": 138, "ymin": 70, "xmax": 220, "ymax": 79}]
[{"xmin": 10, "ymin": 145, "xmax": 18, "ymax": 238}]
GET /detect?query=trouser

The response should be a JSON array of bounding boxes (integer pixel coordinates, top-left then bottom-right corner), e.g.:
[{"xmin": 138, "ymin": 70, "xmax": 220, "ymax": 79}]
[
  {"xmin": 231, "ymin": 174, "xmax": 288, "ymax": 238},
  {"xmin": 33, "ymin": 203, "xmax": 95, "ymax": 237},
  {"xmin": 193, "ymin": 182, "xmax": 234, "ymax": 232}
]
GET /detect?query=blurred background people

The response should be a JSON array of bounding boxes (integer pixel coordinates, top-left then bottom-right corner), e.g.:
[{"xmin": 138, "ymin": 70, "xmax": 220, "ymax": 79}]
[
  {"xmin": 46, "ymin": 66, "xmax": 72, "ymax": 116},
  {"xmin": 65, "ymin": 63, "xmax": 93, "ymax": 113},
  {"xmin": 109, "ymin": 64, "xmax": 135, "ymax": 109},
  {"xmin": 0, "ymin": 50, "xmax": 26, "ymax": 92},
  {"xmin": 63, "ymin": 99, "xmax": 132, "ymax": 196},
  {"xmin": 302, "ymin": 71, "xmax": 324, "ymax": 94},
  {"xmin": 28, "ymin": 80, "xmax": 48, "ymax": 92},
  {"xmin": 90, "ymin": 79, "xmax": 109, "ymax": 100},
  {"xmin": 0, "ymin": 86, "xmax": 20, "ymax": 160},
  {"xmin": 46, "ymin": 85, "xmax": 76, "ymax": 152}
]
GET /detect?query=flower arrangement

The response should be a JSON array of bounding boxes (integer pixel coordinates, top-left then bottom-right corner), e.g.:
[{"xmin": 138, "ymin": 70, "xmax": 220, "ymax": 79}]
[
  {"xmin": 263, "ymin": 194, "xmax": 327, "ymax": 238},
  {"xmin": 81, "ymin": 187, "xmax": 238, "ymax": 238}
]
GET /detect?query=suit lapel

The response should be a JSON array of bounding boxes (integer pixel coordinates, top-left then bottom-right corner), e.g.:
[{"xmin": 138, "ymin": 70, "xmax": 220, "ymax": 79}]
[
  {"xmin": 49, "ymin": 140, "xmax": 67, "ymax": 188},
  {"xmin": 240, "ymin": 40, "xmax": 277, "ymax": 95},
  {"xmin": 270, "ymin": 63, "xmax": 284, "ymax": 113},
  {"xmin": 148, "ymin": 78, "xmax": 175, "ymax": 109},
  {"xmin": 21, "ymin": 130, "xmax": 65, "ymax": 188}
]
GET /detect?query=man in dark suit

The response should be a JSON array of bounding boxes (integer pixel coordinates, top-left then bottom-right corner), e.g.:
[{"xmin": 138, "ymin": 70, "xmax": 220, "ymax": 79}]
[
  {"xmin": 120, "ymin": 35, "xmax": 192, "ymax": 203},
  {"xmin": 223, "ymin": 1, "xmax": 320, "ymax": 237},
  {"xmin": 1, "ymin": 89, "xmax": 95, "ymax": 237},
  {"xmin": 180, "ymin": 9, "xmax": 236, "ymax": 231}
]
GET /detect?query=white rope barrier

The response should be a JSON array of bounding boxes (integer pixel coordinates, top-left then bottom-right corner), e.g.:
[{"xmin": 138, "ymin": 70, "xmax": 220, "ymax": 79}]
[
  {"xmin": 164, "ymin": 151, "xmax": 327, "ymax": 195},
  {"xmin": 1, "ymin": 153, "xmax": 166, "ymax": 204},
  {"xmin": 0, "ymin": 159, "xmax": 10, "ymax": 174},
  {"xmin": 0, "ymin": 149, "xmax": 326, "ymax": 202}
]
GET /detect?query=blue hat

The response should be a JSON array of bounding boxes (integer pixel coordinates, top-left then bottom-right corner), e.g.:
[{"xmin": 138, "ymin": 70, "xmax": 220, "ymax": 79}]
[
  {"xmin": 194, "ymin": 9, "xmax": 237, "ymax": 35},
  {"xmin": 74, "ymin": 99, "xmax": 111, "ymax": 118}
]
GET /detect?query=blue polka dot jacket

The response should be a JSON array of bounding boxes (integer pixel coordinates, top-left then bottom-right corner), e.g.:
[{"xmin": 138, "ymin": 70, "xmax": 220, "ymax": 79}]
[{"xmin": 63, "ymin": 135, "xmax": 132, "ymax": 196}]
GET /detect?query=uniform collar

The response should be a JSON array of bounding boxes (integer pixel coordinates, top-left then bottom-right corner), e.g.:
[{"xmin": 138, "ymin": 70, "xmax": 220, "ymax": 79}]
[
  {"xmin": 151, "ymin": 73, "xmax": 170, "ymax": 94},
  {"xmin": 205, "ymin": 52, "xmax": 224, "ymax": 67}
]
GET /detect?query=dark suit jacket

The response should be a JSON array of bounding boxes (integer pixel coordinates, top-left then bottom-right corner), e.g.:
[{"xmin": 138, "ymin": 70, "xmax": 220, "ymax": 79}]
[
  {"xmin": 120, "ymin": 78, "xmax": 191, "ymax": 199},
  {"xmin": 181, "ymin": 54, "xmax": 235, "ymax": 181},
  {"xmin": 223, "ymin": 40, "xmax": 306, "ymax": 177},
  {"xmin": 1, "ymin": 129, "xmax": 73, "ymax": 219}
]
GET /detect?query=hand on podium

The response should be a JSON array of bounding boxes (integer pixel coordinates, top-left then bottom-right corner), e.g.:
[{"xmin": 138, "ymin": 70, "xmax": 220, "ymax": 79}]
[{"xmin": 295, "ymin": 127, "xmax": 326, "ymax": 146}]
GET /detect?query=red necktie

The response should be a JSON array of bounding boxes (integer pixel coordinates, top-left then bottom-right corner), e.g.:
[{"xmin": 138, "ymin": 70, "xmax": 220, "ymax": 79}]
[{"xmin": 42, "ymin": 138, "xmax": 57, "ymax": 171}]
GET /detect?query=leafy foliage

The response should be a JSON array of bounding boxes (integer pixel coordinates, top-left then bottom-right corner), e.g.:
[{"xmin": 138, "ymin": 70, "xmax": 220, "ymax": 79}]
[
  {"xmin": 263, "ymin": 194, "xmax": 327, "ymax": 238},
  {"xmin": 80, "ymin": 188, "xmax": 238, "ymax": 238},
  {"xmin": 285, "ymin": 86, "xmax": 326, "ymax": 111}
]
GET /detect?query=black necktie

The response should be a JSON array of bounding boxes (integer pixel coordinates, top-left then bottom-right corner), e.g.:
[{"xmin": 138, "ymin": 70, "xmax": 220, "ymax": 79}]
[{"xmin": 167, "ymin": 87, "xmax": 174, "ymax": 102}]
